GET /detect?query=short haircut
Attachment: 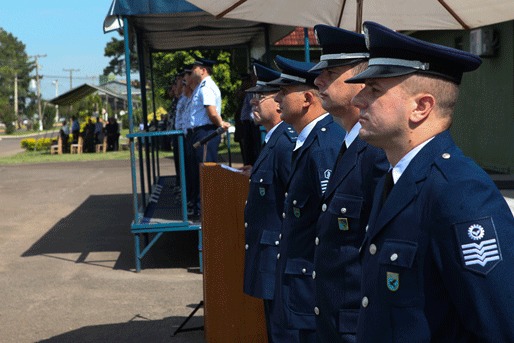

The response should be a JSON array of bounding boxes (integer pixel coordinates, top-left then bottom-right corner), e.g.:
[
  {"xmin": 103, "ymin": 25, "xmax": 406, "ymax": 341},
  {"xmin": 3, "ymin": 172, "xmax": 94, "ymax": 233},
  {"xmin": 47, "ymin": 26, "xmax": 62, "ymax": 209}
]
[{"xmin": 402, "ymin": 74, "xmax": 460, "ymax": 118}]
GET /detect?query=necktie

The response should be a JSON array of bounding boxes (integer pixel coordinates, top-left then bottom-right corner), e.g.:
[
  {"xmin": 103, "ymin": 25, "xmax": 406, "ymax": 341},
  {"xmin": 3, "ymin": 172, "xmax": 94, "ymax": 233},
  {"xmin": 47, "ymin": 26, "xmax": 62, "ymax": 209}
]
[
  {"xmin": 291, "ymin": 149, "xmax": 299, "ymax": 164},
  {"xmin": 332, "ymin": 142, "xmax": 347, "ymax": 174},
  {"xmin": 381, "ymin": 170, "xmax": 394, "ymax": 207}
]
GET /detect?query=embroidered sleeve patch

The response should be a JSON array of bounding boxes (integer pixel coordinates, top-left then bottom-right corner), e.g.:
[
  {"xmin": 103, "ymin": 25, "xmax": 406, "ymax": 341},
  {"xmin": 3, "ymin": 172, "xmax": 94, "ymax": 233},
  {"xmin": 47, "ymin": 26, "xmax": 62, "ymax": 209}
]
[
  {"xmin": 453, "ymin": 217, "xmax": 502, "ymax": 275},
  {"xmin": 320, "ymin": 169, "xmax": 331, "ymax": 194}
]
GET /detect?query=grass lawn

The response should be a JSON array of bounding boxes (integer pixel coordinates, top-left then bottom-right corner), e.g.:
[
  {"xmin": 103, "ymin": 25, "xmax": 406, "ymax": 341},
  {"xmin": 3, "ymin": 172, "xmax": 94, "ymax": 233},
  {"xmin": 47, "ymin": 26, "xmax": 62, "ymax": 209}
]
[{"xmin": 0, "ymin": 142, "xmax": 240, "ymax": 165}]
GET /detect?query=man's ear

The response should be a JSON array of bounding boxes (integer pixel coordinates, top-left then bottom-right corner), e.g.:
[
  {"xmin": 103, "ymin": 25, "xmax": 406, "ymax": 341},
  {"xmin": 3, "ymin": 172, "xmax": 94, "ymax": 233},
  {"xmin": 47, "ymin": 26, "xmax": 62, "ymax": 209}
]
[
  {"xmin": 302, "ymin": 90, "xmax": 315, "ymax": 108},
  {"xmin": 410, "ymin": 93, "xmax": 435, "ymax": 123}
]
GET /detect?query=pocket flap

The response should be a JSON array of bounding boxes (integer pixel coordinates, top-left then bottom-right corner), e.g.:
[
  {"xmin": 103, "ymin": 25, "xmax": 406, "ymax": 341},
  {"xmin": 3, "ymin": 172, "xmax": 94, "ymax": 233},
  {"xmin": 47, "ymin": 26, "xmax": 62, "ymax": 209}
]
[
  {"xmin": 290, "ymin": 193, "xmax": 310, "ymax": 208},
  {"xmin": 379, "ymin": 240, "xmax": 418, "ymax": 268},
  {"xmin": 260, "ymin": 230, "xmax": 280, "ymax": 246},
  {"xmin": 285, "ymin": 258, "xmax": 314, "ymax": 275},
  {"xmin": 328, "ymin": 194, "xmax": 363, "ymax": 218},
  {"xmin": 251, "ymin": 169, "xmax": 272, "ymax": 185}
]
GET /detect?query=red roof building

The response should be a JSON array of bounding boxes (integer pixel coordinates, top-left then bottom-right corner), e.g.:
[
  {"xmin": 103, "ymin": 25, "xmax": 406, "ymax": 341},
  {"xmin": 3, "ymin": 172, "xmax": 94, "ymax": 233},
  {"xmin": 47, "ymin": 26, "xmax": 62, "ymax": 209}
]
[{"xmin": 274, "ymin": 27, "xmax": 319, "ymax": 47}]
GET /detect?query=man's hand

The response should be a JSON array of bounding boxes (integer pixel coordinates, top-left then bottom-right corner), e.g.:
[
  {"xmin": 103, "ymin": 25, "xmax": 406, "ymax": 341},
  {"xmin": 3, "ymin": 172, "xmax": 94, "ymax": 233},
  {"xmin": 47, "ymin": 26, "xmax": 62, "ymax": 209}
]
[
  {"xmin": 221, "ymin": 121, "xmax": 231, "ymax": 131},
  {"xmin": 239, "ymin": 164, "xmax": 252, "ymax": 177}
]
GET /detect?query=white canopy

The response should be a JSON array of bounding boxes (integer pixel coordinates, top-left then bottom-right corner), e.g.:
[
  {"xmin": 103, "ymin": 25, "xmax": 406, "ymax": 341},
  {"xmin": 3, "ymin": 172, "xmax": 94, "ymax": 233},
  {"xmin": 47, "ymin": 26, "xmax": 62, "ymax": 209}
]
[{"xmin": 187, "ymin": 0, "xmax": 514, "ymax": 31}]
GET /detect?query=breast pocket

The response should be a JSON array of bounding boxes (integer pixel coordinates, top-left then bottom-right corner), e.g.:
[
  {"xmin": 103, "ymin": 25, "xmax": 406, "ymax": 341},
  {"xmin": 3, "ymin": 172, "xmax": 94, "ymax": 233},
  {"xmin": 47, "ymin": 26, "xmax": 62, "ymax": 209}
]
[
  {"xmin": 327, "ymin": 194, "xmax": 364, "ymax": 242},
  {"xmin": 259, "ymin": 230, "xmax": 280, "ymax": 273},
  {"xmin": 284, "ymin": 258, "xmax": 315, "ymax": 315},
  {"xmin": 250, "ymin": 169, "xmax": 275, "ymax": 202},
  {"xmin": 287, "ymin": 193, "xmax": 311, "ymax": 221},
  {"xmin": 378, "ymin": 240, "xmax": 421, "ymax": 307}
]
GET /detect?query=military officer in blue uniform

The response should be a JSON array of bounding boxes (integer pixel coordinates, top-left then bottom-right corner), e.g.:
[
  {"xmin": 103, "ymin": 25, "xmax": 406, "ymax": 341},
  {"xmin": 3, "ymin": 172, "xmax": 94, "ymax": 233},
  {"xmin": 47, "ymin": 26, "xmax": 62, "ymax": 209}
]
[
  {"xmin": 346, "ymin": 21, "xmax": 514, "ymax": 342},
  {"xmin": 188, "ymin": 58, "xmax": 230, "ymax": 216},
  {"xmin": 242, "ymin": 63, "xmax": 298, "ymax": 342},
  {"xmin": 269, "ymin": 55, "xmax": 346, "ymax": 342},
  {"xmin": 309, "ymin": 25, "xmax": 389, "ymax": 342}
]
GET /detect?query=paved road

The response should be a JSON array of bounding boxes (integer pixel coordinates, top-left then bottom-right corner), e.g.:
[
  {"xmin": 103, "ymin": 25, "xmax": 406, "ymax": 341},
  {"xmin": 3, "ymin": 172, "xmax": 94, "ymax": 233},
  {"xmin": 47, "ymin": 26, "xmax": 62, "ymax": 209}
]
[{"xmin": 0, "ymin": 132, "xmax": 60, "ymax": 157}]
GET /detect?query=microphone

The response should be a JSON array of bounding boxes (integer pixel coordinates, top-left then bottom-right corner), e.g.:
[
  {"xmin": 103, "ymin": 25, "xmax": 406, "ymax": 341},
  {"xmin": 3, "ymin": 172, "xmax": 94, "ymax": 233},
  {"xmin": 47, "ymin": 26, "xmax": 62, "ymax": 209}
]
[{"xmin": 193, "ymin": 126, "xmax": 225, "ymax": 149}]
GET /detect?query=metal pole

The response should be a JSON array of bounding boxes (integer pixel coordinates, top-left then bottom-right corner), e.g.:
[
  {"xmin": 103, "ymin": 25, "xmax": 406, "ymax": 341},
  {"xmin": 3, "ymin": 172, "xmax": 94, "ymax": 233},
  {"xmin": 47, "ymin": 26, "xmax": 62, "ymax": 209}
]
[
  {"xmin": 123, "ymin": 17, "xmax": 139, "ymax": 222},
  {"xmin": 304, "ymin": 27, "xmax": 311, "ymax": 62}
]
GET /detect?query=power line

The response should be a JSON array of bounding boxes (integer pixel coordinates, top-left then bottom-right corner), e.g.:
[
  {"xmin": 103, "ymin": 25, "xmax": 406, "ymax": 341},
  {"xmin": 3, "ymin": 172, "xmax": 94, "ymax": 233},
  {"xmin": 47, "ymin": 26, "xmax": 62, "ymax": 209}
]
[
  {"xmin": 63, "ymin": 68, "xmax": 80, "ymax": 90},
  {"xmin": 42, "ymin": 74, "xmax": 99, "ymax": 80}
]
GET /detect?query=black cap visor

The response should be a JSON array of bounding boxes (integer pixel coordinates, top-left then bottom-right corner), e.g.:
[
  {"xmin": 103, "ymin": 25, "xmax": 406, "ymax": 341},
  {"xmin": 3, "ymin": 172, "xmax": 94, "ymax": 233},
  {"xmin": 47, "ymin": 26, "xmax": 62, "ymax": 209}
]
[
  {"xmin": 245, "ymin": 84, "xmax": 280, "ymax": 93},
  {"xmin": 267, "ymin": 76, "xmax": 305, "ymax": 87}
]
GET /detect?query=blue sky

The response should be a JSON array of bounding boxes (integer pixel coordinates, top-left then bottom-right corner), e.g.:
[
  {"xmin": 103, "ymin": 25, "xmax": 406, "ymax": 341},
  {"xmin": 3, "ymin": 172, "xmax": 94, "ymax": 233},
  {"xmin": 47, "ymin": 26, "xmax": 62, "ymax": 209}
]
[{"xmin": 0, "ymin": 0, "xmax": 118, "ymax": 100}]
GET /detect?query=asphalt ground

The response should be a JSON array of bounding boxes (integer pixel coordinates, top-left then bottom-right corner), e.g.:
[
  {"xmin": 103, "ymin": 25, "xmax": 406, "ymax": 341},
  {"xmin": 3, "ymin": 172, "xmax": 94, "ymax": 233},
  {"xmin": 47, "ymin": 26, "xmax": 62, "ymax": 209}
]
[
  {"xmin": 0, "ymin": 142, "xmax": 512, "ymax": 343},
  {"xmin": 0, "ymin": 159, "xmax": 206, "ymax": 342}
]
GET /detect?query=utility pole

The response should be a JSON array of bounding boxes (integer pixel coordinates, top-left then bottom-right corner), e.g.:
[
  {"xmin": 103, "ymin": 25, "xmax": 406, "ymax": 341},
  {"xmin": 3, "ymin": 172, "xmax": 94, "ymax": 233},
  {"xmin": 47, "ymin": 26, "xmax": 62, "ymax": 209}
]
[
  {"xmin": 32, "ymin": 54, "xmax": 47, "ymax": 131},
  {"xmin": 63, "ymin": 68, "xmax": 80, "ymax": 90},
  {"xmin": 14, "ymin": 73, "xmax": 18, "ymax": 127},
  {"xmin": 52, "ymin": 80, "xmax": 59, "ymax": 122}
]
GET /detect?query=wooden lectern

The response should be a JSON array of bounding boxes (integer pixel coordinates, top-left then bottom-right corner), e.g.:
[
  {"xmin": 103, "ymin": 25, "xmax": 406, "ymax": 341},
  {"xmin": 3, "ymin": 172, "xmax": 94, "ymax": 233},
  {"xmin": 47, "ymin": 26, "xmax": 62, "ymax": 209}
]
[{"xmin": 200, "ymin": 163, "xmax": 268, "ymax": 343}]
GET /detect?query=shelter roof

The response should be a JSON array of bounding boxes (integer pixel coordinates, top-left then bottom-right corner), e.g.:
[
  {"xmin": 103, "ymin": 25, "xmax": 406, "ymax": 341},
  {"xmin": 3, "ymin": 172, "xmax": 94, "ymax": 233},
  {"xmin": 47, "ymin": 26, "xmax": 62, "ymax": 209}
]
[
  {"xmin": 103, "ymin": 0, "xmax": 294, "ymax": 51},
  {"xmin": 48, "ymin": 83, "xmax": 134, "ymax": 106}
]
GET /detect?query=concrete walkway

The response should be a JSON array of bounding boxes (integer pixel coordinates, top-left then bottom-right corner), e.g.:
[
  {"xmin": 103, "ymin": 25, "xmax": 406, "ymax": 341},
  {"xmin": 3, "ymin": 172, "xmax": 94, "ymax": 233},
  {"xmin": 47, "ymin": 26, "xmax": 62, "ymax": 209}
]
[{"xmin": 0, "ymin": 160, "xmax": 205, "ymax": 342}]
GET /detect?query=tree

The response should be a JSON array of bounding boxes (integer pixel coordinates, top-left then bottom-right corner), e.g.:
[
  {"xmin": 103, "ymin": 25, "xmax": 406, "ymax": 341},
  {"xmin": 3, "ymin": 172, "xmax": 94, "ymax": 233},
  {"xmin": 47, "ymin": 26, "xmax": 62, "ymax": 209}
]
[
  {"xmin": 103, "ymin": 39, "xmax": 244, "ymax": 122},
  {"xmin": 151, "ymin": 50, "xmax": 242, "ymax": 120},
  {"xmin": 103, "ymin": 36, "xmax": 138, "ymax": 76},
  {"xmin": 0, "ymin": 28, "xmax": 34, "ymax": 133}
]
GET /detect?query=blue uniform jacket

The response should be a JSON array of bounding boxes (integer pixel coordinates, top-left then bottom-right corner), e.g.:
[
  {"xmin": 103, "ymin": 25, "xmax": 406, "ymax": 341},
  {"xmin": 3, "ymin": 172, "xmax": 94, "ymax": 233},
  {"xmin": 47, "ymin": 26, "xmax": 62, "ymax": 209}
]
[
  {"xmin": 274, "ymin": 114, "xmax": 345, "ymax": 330},
  {"xmin": 243, "ymin": 122, "xmax": 297, "ymax": 300},
  {"xmin": 314, "ymin": 136, "xmax": 388, "ymax": 342},
  {"xmin": 358, "ymin": 131, "xmax": 514, "ymax": 342}
]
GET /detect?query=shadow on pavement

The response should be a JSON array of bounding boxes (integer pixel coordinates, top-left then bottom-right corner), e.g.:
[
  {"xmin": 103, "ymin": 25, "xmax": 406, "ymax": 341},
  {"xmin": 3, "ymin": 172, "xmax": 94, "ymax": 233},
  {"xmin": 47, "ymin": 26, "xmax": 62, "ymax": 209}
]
[
  {"xmin": 38, "ymin": 314, "xmax": 205, "ymax": 343},
  {"xmin": 21, "ymin": 193, "xmax": 200, "ymax": 271}
]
